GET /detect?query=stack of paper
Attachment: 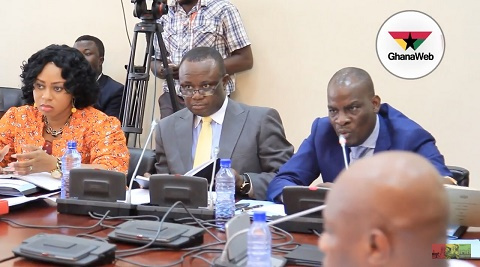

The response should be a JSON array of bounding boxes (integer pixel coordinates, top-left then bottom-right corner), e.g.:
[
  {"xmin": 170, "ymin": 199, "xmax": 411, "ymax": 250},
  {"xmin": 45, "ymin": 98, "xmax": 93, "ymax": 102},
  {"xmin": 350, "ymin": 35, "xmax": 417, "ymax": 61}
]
[
  {"xmin": 0, "ymin": 172, "xmax": 61, "ymax": 191},
  {"xmin": 0, "ymin": 178, "xmax": 38, "ymax": 196}
]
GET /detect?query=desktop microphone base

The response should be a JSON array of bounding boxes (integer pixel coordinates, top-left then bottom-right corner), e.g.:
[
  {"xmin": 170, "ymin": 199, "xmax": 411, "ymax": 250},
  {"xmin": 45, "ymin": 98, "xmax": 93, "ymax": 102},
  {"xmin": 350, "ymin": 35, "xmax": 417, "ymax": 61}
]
[
  {"xmin": 213, "ymin": 255, "xmax": 287, "ymax": 267},
  {"xmin": 56, "ymin": 198, "xmax": 136, "ymax": 217},
  {"xmin": 271, "ymin": 216, "xmax": 323, "ymax": 234},
  {"xmin": 137, "ymin": 205, "xmax": 215, "ymax": 222},
  {"xmin": 213, "ymin": 258, "xmax": 237, "ymax": 267}
]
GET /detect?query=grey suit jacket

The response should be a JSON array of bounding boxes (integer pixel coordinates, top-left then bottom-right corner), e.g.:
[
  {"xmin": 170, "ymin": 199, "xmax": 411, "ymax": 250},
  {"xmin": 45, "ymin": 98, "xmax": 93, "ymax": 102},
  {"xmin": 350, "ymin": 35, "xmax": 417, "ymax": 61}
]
[{"xmin": 154, "ymin": 99, "xmax": 294, "ymax": 200}]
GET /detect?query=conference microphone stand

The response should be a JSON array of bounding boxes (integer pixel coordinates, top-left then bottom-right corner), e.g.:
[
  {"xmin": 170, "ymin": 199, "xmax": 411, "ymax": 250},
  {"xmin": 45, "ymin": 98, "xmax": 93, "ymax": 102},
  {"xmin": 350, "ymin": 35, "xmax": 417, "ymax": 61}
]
[{"xmin": 213, "ymin": 205, "xmax": 326, "ymax": 266}]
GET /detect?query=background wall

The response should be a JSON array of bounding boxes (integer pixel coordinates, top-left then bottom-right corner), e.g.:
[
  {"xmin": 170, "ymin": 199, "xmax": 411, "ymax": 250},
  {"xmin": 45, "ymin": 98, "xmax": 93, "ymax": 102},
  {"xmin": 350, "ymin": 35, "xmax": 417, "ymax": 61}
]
[{"xmin": 1, "ymin": 1, "xmax": 478, "ymax": 188}]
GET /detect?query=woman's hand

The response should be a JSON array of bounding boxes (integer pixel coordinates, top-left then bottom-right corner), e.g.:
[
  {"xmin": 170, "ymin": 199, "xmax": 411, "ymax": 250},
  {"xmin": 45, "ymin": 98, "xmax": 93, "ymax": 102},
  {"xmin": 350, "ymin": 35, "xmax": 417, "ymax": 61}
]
[
  {"xmin": 10, "ymin": 146, "xmax": 57, "ymax": 175},
  {"xmin": 0, "ymin": 145, "xmax": 10, "ymax": 162}
]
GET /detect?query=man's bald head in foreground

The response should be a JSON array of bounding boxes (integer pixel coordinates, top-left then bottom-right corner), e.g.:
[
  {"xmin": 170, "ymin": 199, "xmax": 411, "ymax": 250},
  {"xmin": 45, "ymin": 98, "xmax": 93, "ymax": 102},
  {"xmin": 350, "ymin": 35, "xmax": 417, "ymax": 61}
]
[{"xmin": 319, "ymin": 151, "xmax": 449, "ymax": 267}]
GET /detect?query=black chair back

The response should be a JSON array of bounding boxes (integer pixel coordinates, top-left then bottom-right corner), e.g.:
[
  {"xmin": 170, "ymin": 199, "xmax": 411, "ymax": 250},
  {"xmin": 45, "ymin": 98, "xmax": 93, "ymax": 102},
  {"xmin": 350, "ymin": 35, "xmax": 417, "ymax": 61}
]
[
  {"xmin": 448, "ymin": 166, "xmax": 469, "ymax": 187},
  {"xmin": 127, "ymin": 147, "xmax": 156, "ymax": 187},
  {"xmin": 0, "ymin": 87, "xmax": 24, "ymax": 117}
]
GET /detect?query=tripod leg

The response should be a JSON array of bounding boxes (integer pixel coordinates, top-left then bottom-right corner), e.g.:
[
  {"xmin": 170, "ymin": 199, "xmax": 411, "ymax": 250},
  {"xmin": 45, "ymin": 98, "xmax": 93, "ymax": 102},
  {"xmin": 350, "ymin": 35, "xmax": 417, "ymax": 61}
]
[
  {"xmin": 120, "ymin": 21, "xmax": 157, "ymax": 144},
  {"xmin": 154, "ymin": 24, "xmax": 179, "ymax": 112},
  {"xmin": 119, "ymin": 19, "xmax": 178, "ymax": 145}
]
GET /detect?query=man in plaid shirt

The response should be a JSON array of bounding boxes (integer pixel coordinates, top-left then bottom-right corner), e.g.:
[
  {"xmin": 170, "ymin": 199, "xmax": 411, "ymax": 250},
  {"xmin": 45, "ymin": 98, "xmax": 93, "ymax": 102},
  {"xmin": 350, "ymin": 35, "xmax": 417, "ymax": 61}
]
[{"xmin": 151, "ymin": 0, "xmax": 253, "ymax": 118}]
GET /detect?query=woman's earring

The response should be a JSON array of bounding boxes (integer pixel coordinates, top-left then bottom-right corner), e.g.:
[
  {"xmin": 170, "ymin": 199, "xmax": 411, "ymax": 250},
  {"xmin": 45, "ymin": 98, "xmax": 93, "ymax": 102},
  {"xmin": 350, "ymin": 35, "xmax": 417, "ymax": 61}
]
[
  {"xmin": 71, "ymin": 98, "xmax": 77, "ymax": 113},
  {"xmin": 33, "ymin": 102, "xmax": 37, "ymax": 108}
]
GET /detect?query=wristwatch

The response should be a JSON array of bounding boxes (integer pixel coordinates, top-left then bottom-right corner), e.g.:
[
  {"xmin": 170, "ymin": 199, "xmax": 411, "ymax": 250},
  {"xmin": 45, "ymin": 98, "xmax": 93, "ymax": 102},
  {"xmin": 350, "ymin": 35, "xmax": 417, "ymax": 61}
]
[
  {"xmin": 50, "ymin": 157, "xmax": 62, "ymax": 179},
  {"xmin": 239, "ymin": 174, "xmax": 251, "ymax": 195}
]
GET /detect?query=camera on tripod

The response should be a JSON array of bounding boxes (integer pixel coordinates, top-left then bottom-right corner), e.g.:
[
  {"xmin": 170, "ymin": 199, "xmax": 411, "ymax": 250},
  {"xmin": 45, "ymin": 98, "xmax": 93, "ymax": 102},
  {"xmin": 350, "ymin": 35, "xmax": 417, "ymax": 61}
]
[
  {"xmin": 132, "ymin": 0, "xmax": 168, "ymax": 20},
  {"xmin": 120, "ymin": 0, "xmax": 178, "ymax": 145}
]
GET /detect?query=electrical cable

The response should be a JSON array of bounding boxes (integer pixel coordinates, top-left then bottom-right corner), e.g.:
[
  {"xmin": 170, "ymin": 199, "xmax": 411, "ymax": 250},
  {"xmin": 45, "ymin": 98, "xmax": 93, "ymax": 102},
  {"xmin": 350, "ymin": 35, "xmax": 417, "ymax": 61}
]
[
  {"xmin": 0, "ymin": 211, "xmax": 110, "ymax": 230},
  {"xmin": 120, "ymin": 0, "xmax": 132, "ymax": 46},
  {"xmin": 270, "ymin": 225, "xmax": 295, "ymax": 249},
  {"xmin": 115, "ymin": 201, "xmax": 222, "ymax": 255},
  {"xmin": 116, "ymin": 241, "xmax": 225, "ymax": 266},
  {"xmin": 113, "ymin": 201, "xmax": 226, "ymax": 267},
  {"xmin": 89, "ymin": 212, "xmax": 160, "ymax": 222},
  {"xmin": 189, "ymin": 248, "xmax": 223, "ymax": 265}
]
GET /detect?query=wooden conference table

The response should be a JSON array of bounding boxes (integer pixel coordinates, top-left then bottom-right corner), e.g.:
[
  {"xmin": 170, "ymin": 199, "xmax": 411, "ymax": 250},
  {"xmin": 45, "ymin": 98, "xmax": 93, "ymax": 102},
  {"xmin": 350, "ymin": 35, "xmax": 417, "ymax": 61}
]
[
  {"xmin": 0, "ymin": 199, "xmax": 479, "ymax": 266},
  {"xmin": 0, "ymin": 199, "xmax": 319, "ymax": 266}
]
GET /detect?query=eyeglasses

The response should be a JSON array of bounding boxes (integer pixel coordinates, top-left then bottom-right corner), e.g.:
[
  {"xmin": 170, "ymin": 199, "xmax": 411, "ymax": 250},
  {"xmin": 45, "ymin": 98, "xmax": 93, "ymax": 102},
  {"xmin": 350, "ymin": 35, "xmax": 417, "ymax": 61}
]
[{"xmin": 179, "ymin": 80, "xmax": 222, "ymax": 97}]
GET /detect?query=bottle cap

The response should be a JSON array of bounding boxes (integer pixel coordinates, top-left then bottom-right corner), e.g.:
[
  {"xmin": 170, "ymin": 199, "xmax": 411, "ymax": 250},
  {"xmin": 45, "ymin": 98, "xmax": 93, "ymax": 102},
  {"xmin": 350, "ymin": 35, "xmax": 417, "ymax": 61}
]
[
  {"xmin": 67, "ymin": 140, "xmax": 77, "ymax": 149},
  {"xmin": 252, "ymin": 211, "xmax": 266, "ymax": 222},
  {"xmin": 220, "ymin": 158, "xmax": 231, "ymax": 167}
]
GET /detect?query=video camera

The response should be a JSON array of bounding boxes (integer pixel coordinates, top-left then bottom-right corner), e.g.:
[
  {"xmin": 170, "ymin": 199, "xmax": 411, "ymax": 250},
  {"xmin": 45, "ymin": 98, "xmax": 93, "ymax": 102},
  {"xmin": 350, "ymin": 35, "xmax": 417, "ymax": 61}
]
[{"xmin": 132, "ymin": 0, "xmax": 168, "ymax": 20}]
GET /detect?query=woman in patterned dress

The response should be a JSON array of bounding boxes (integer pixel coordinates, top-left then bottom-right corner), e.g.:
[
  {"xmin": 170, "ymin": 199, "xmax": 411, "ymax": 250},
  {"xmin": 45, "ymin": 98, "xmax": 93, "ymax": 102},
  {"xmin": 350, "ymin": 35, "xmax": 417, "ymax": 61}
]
[{"xmin": 0, "ymin": 44, "xmax": 129, "ymax": 176}]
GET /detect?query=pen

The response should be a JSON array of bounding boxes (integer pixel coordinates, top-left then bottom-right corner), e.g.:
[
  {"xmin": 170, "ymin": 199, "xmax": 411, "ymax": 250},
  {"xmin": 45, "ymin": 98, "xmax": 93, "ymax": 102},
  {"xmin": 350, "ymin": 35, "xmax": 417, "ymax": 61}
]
[{"xmin": 241, "ymin": 205, "xmax": 263, "ymax": 212}]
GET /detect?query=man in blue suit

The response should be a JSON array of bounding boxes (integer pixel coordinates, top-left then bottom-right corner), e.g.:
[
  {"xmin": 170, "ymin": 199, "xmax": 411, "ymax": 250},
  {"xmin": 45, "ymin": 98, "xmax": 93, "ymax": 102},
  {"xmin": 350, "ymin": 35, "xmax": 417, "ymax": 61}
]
[
  {"xmin": 74, "ymin": 35, "xmax": 124, "ymax": 119},
  {"xmin": 267, "ymin": 67, "xmax": 453, "ymax": 202}
]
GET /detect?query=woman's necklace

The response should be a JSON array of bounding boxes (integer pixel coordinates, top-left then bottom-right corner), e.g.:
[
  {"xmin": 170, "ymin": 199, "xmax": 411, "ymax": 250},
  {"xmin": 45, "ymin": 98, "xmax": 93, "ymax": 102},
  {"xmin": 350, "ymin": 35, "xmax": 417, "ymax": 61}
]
[{"xmin": 43, "ymin": 115, "xmax": 71, "ymax": 137}]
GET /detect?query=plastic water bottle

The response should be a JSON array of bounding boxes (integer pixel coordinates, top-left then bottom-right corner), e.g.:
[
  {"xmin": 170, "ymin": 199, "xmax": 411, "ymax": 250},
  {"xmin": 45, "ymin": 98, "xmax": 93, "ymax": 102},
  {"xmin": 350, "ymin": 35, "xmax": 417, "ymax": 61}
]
[
  {"xmin": 247, "ymin": 211, "xmax": 272, "ymax": 267},
  {"xmin": 60, "ymin": 140, "xmax": 81, "ymax": 199},
  {"xmin": 215, "ymin": 158, "xmax": 235, "ymax": 228}
]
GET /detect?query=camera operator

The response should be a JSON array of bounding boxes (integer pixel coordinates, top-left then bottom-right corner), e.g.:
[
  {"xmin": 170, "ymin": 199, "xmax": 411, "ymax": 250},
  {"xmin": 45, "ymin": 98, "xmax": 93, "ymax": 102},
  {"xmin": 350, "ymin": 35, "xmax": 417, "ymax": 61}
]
[{"xmin": 150, "ymin": 0, "xmax": 253, "ymax": 118}]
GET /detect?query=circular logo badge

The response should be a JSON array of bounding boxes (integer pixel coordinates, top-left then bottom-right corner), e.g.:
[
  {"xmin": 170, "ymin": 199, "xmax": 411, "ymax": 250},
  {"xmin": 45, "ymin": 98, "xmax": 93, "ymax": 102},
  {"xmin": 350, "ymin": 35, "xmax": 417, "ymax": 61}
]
[{"xmin": 376, "ymin": 10, "xmax": 445, "ymax": 79}]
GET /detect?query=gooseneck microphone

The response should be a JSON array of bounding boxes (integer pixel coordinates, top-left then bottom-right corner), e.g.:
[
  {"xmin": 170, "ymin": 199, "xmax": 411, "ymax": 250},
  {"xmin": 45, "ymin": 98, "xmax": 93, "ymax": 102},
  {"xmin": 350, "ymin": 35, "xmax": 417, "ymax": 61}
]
[
  {"xmin": 126, "ymin": 120, "xmax": 159, "ymax": 204},
  {"xmin": 339, "ymin": 135, "xmax": 349, "ymax": 170},
  {"xmin": 208, "ymin": 147, "xmax": 220, "ymax": 210},
  {"xmin": 215, "ymin": 204, "xmax": 326, "ymax": 265}
]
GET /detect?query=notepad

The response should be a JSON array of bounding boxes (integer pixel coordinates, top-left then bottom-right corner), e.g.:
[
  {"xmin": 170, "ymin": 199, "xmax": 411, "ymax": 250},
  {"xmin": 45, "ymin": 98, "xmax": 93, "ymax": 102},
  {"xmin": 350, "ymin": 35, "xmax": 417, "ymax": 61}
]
[
  {"xmin": 0, "ymin": 178, "xmax": 38, "ymax": 196},
  {"xmin": 0, "ymin": 172, "xmax": 61, "ymax": 191}
]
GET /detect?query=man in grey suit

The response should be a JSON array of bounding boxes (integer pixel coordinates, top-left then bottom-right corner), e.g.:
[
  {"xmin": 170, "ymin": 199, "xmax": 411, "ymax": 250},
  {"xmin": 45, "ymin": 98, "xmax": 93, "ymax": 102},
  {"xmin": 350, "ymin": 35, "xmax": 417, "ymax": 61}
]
[{"xmin": 154, "ymin": 47, "xmax": 293, "ymax": 200}]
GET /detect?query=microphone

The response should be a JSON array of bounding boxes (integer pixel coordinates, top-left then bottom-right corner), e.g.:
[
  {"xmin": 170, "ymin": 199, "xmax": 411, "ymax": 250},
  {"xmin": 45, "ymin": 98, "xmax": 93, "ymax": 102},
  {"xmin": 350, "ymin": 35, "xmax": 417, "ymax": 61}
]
[
  {"xmin": 214, "ymin": 204, "xmax": 326, "ymax": 266},
  {"xmin": 208, "ymin": 147, "xmax": 220, "ymax": 210},
  {"xmin": 126, "ymin": 120, "xmax": 159, "ymax": 204},
  {"xmin": 339, "ymin": 135, "xmax": 349, "ymax": 170}
]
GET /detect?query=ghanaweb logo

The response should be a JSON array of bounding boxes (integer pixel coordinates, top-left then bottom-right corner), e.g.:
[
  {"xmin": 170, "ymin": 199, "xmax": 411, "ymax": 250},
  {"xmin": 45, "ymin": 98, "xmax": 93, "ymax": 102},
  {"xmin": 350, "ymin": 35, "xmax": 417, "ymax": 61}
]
[{"xmin": 376, "ymin": 11, "xmax": 445, "ymax": 79}]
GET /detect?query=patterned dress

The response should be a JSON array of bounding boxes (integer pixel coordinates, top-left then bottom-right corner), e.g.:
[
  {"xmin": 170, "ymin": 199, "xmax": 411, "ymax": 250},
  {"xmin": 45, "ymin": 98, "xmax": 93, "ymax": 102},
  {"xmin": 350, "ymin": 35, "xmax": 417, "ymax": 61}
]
[{"xmin": 0, "ymin": 105, "xmax": 129, "ymax": 173}]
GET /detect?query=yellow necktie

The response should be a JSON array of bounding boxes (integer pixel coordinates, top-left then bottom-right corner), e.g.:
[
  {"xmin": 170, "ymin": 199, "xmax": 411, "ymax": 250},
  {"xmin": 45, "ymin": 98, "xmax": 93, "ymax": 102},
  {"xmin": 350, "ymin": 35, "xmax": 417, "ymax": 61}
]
[{"xmin": 193, "ymin": 116, "xmax": 213, "ymax": 168}]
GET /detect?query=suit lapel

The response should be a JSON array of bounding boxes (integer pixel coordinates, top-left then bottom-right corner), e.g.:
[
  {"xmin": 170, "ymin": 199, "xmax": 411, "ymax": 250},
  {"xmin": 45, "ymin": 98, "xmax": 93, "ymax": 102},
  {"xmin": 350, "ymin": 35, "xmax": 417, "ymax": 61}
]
[
  {"xmin": 374, "ymin": 115, "xmax": 392, "ymax": 152},
  {"xmin": 97, "ymin": 75, "xmax": 107, "ymax": 88},
  {"xmin": 218, "ymin": 100, "xmax": 247, "ymax": 159},
  {"xmin": 175, "ymin": 110, "xmax": 194, "ymax": 172}
]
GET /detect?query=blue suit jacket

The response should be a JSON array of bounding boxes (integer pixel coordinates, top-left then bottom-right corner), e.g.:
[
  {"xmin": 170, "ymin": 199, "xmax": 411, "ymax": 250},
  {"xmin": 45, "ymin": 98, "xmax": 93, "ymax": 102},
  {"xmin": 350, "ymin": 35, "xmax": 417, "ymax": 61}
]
[
  {"xmin": 96, "ymin": 74, "xmax": 124, "ymax": 119},
  {"xmin": 266, "ymin": 103, "xmax": 452, "ymax": 201}
]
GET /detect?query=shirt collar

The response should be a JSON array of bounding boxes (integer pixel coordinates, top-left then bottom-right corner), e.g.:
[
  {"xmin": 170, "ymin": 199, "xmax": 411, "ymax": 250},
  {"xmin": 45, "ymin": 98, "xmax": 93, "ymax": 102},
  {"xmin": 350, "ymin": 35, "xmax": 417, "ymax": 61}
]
[
  {"xmin": 357, "ymin": 114, "xmax": 380, "ymax": 149},
  {"xmin": 194, "ymin": 97, "xmax": 228, "ymax": 128}
]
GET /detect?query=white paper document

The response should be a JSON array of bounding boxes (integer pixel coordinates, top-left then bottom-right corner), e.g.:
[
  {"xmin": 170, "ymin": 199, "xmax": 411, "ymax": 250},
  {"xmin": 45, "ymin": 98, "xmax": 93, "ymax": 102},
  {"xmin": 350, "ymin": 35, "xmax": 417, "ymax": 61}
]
[
  {"xmin": 445, "ymin": 185, "xmax": 480, "ymax": 226},
  {"xmin": 3, "ymin": 191, "xmax": 59, "ymax": 207},
  {"xmin": 0, "ymin": 172, "xmax": 61, "ymax": 191},
  {"xmin": 235, "ymin": 199, "xmax": 286, "ymax": 217},
  {"xmin": 0, "ymin": 178, "xmax": 38, "ymax": 196},
  {"xmin": 121, "ymin": 189, "xmax": 150, "ymax": 205}
]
